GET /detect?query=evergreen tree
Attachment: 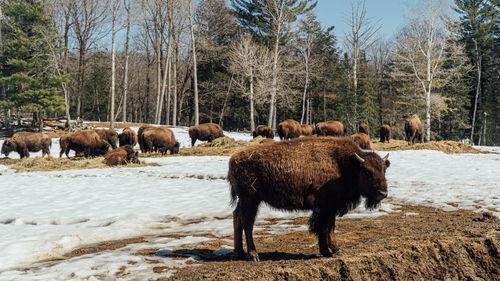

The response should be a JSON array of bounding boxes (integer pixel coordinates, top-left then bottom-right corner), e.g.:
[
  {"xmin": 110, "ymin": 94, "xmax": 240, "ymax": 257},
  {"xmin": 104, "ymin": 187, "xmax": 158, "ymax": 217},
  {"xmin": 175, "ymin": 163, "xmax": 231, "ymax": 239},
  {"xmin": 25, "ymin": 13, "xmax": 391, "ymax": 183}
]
[{"xmin": 0, "ymin": 0, "xmax": 65, "ymax": 131}]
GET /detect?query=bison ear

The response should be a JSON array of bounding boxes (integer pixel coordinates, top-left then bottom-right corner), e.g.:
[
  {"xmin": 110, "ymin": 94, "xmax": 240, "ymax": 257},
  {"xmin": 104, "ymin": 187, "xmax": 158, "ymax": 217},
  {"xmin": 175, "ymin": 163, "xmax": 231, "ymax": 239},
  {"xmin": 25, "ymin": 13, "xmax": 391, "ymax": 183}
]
[{"xmin": 383, "ymin": 153, "xmax": 390, "ymax": 168}]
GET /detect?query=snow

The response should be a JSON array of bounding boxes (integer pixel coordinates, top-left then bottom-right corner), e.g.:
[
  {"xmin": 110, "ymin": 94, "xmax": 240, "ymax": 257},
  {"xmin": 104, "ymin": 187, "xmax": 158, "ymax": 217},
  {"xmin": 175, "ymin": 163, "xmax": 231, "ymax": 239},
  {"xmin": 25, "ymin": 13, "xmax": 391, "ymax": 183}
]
[{"xmin": 0, "ymin": 126, "xmax": 499, "ymax": 279}]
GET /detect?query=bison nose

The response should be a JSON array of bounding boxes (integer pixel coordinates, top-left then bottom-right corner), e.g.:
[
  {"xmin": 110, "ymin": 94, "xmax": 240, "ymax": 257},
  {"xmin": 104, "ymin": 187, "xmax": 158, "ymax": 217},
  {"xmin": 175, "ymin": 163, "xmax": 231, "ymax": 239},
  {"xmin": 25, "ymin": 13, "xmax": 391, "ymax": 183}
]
[{"xmin": 377, "ymin": 191, "xmax": 387, "ymax": 200}]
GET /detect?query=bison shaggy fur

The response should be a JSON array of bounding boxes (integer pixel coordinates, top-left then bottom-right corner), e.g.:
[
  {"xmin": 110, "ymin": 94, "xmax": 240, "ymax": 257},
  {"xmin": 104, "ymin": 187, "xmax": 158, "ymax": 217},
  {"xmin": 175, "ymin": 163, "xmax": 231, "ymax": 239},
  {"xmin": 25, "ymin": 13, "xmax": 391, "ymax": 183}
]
[
  {"xmin": 359, "ymin": 123, "xmax": 369, "ymax": 135},
  {"xmin": 1, "ymin": 132, "xmax": 51, "ymax": 158},
  {"xmin": 277, "ymin": 119, "xmax": 301, "ymax": 140},
  {"xmin": 228, "ymin": 137, "xmax": 390, "ymax": 260},
  {"xmin": 142, "ymin": 127, "xmax": 180, "ymax": 155},
  {"xmin": 94, "ymin": 129, "xmax": 118, "ymax": 149},
  {"xmin": 188, "ymin": 123, "xmax": 224, "ymax": 146},
  {"xmin": 252, "ymin": 125, "xmax": 275, "ymax": 139},
  {"xmin": 315, "ymin": 121, "xmax": 347, "ymax": 137},
  {"xmin": 104, "ymin": 145, "xmax": 140, "ymax": 166},
  {"xmin": 137, "ymin": 125, "xmax": 153, "ymax": 153},
  {"xmin": 405, "ymin": 115, "xmax": 423, "ymax": 145},
  {"xmin": 351, "ymin": 132, "xmax": 372, "ymax": 149},
  {"xmin": 300, "ymin": 124, "xmax": 314, "ymax": 137},
  {"xmin": 59, "ymin": 130, "xmax": 110, "ymax": 158},
  {"xmin": 379, "ymin": 124, "xmax": 391, "ymax": 143},
  {"xmin": 118, "ymin": 127, "xmax": 138, "ymax": 147}
]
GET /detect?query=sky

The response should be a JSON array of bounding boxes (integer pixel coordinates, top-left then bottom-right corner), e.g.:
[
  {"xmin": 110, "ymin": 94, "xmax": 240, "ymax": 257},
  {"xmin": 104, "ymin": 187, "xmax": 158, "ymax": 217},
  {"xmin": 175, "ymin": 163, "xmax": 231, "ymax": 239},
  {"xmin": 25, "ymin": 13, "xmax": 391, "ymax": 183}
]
[{"xmin": 314, "ymin": 0, "xmax": 455, "ymax": 42}]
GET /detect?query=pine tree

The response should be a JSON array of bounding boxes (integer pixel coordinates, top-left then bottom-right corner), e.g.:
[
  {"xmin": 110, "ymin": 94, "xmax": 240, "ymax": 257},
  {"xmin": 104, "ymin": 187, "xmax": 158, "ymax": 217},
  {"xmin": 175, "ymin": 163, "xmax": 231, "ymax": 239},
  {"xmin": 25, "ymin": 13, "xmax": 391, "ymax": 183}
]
[{"xmin": 0, "ymin": 0, "xmax": 65, "ymax": 131}]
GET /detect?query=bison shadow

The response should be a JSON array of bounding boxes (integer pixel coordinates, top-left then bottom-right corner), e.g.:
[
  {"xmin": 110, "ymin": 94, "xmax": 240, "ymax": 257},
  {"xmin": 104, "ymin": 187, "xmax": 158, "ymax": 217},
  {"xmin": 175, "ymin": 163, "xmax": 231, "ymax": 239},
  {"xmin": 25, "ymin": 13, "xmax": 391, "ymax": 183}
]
[{"xmin": 154, "ymin": 248, "xmax": 319, "ymax": 262}]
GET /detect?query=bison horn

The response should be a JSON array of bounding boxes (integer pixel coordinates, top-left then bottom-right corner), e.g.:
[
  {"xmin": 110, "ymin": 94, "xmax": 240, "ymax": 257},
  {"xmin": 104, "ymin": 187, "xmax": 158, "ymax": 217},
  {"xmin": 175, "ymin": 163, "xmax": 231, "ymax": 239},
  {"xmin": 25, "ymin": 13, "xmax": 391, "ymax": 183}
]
[
  {"xmin": 383, "ymin": 153, "xmax": 389, "ymax": 161},
  {"xmin": 354, "ymin": 153, "xmax": 365, "ymax": 163}
]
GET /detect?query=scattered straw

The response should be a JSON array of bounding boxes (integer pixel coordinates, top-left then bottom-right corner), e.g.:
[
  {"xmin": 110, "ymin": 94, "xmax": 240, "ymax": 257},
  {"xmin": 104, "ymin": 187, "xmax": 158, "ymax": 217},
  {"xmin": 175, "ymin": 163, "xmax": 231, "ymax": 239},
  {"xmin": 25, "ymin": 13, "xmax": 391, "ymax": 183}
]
[{"xmin": 371, "ymin": 139, "xmax": 489, "ymax": 154}]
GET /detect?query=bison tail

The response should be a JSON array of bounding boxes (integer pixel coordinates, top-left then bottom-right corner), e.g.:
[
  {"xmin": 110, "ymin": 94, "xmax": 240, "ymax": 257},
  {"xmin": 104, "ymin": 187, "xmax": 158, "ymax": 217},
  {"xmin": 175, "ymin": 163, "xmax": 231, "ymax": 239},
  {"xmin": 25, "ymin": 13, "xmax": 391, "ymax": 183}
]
[{"xmin": 230, "ymin": 185, "xmax": 238, "ymax": 207}]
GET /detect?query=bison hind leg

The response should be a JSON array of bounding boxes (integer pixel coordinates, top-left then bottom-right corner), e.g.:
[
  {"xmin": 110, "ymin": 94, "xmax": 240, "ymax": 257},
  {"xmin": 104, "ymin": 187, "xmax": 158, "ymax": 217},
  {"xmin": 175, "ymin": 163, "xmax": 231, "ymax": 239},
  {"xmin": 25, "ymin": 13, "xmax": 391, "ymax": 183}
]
[{"xmin": 233, "ymin": 198, "xmax": 261, "ymax": 261}]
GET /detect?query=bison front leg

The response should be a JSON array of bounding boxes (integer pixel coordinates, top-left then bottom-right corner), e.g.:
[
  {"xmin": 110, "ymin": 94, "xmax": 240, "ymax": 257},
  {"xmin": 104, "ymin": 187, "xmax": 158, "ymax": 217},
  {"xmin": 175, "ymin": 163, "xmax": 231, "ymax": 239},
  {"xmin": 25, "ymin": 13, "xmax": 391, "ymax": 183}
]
[
  {"xmin": 310, "ymin": 208, "xmax": 334, "ymax": 257},
  {"xmin": 327, "ymin": 217, "xmax": 341, "ymax": 254}
]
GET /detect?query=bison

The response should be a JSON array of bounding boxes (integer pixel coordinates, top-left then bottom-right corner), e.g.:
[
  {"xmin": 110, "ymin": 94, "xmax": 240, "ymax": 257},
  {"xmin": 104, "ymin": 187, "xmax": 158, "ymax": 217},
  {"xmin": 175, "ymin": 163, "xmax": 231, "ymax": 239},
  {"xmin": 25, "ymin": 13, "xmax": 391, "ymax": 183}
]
[
  {"xmin": 359, "ymin": 123, "xmax": 369, "ymax": 135},
  {"xmin": 137, "ymin": 125, "xmax": 153, "ymax": 153},
  {"xmin": 405, "ymin": 115, "xmax": 423, "ymax": 145},
  {"xmin": 351, "ymin": 132, "xmax": 372, "ymax": 149},
  {"xmin": 104, "ymin": 145, "xmax": 140, "ymax": 166},
  {"xmin": 277, "ymin": 119, "xmax": 301, "ymax": 140},
  {"xmin": 94, "ymin": 129, "xmax": 118, "ymax": 149},
  {"xmin": 142, "ymin": 127, "xmax": 180, "ymax": 155},
  {"xmin": 118, "ymin": 127, "xmax": 138, "ymax": 147},
  {"xmin": 59, "ymin": 130, "xmax": 110, "ymax": 158},
  {"xmin": 228, "ymin": 137, "xmax": 390, "ymax": 261},
  {"xmin": 300, "ymin": 124, "xmax": 314, "ymax": 137},
  {"xmin": 315, "ymin": 121, "xmax": 347, "ymax": 137},
  {"xmin": 379, "ymin": 124, "xmax": 391, "ymax": 143},
  {"xmin": 252, "ymin": 125, "xmax": 274, "ymax": 139},
  {"xmin": 188, "ymin": 123, "xmax": 224, "ymax": 146},
  {"xmin": 1, "ymin": 132, "xmax": 51, "ymax": 158}
]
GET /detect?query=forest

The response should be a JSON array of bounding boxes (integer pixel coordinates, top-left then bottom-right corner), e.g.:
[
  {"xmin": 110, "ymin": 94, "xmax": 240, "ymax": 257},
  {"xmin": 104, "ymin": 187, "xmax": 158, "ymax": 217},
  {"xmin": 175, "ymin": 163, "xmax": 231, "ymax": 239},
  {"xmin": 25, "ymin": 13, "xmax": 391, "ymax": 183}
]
[{"xmin": 0, "ymin": 0, "xmax": 498, "ymax": 145}]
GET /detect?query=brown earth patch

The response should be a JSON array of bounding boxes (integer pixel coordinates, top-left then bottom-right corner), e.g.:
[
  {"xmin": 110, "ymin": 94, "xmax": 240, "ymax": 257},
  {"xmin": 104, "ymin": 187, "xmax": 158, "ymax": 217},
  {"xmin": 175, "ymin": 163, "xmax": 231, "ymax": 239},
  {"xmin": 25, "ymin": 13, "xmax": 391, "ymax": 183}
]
[
  {"xmin": 372, "ymin": 139, "xmax": 489, "ymax": 154},
  {"xmin": 64, "ymin": 237, "xmax": 147, "ymax": 259}
]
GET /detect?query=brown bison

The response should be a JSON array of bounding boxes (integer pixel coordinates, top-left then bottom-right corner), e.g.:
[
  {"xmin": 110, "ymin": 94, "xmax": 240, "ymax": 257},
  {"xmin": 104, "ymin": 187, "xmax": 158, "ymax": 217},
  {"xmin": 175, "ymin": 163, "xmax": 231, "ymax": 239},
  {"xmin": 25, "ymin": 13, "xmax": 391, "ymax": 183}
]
[
  {"xmin": 1, "ymin": 132, "xmax": 51, "ymax": 158},
  {"xmin": 142, "ymin": 127, "xmax": 180, "ymax": 155},
  {"xmin": 379, "ymin": 124, "xmax": 391, "ymax": 143},
  {"xmin": 104, "ymin": 145, "xmax": 140, "ymax": 166},
  {"xmin": 94, "ymin": 129, "xmax": 118, "ymax": 149},
  {"xmin": 300, "ymin": 124, "xmax": 314, "ymax": 137},
  {"xmin": 59, "ymin": 130, "xmax": 110, "ymax": 158},
  {"xmin": 351, "ymin": 132, "xmax": 372, "ymax": 149},
  {"xmin": 118, "ymin": 127, "xmax": 138, "ymax": 147},
  {"xmin": 137, "ymin": 125, "xmax": 153, "ymax": 153},
  {"xmin": 228, "ymin": 137, "xmax": 390, "ymax": 261},
  {"xmin": 359, "ymin": 123, "xmax": 369, "ymax": 135},
  {"xmin": 259, "ymin": 138, "xmax": 275, "ymax": 144},
  {"xmin": 277, "ymin": 119, "xmax": 301, "ymax": 140},
  {"xmin": 405, "ymin": 115, "xmax": 423, "ymax": 145},
  {"xmin": 252, "ymin": 125, "xmax": 274, "ymax": 139},
  {"xmin": 188, "ymin": 123, "xmax": 224, "ymax": 146},
  {"xmin": 315, "ymin": 121, "xmax": 347, "ymax": 137}
]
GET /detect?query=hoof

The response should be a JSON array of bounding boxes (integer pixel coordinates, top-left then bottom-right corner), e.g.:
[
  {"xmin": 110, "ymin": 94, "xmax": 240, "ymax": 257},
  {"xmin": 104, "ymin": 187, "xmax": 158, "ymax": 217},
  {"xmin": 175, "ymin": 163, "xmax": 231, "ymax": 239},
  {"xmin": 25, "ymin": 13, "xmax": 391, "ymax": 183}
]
[
  {"xmin": 234, "ymin": 249, "xmax": 246, "ymax": 259},
  {"xmin": 330, "ymin": 246, "xmax": 343, "ymax": 254},
  {"xmin": 320, "ymin": 250, "xmax": 333, "ymax": 257},
  {"xmin": 249, "ymin": 251, "xmax": 260, "ymax": 262}
]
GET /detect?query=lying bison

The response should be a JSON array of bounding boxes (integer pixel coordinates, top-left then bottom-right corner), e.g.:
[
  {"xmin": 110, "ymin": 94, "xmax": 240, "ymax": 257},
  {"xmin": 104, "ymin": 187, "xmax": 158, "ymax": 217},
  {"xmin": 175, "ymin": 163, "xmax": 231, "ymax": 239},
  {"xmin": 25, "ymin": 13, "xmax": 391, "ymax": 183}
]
[
  {"xmin": 1, "ymin": 132, "xmax": 51, "ymax": 158},
  {"xmin": 277, "ymin": 119, "xmax": 301, "ymax": 140},
  {"xmin": 188, "ymin": 123, "xmax": 224, "ymax": 146},
  {"xmin": 104, "ymin": 145, "xmax": 140, "ymax": 166},
  {"xmin": 379, "ymin": 124, "xmax": 391, "ymax": 143},
  {"xmin": 405, "ymin": 115, "xmax": 422, "ymax": 145},
  {"xmin": 252, "ymin": 125, "xmax": 274, "ymax": 139},
  {"xmin": 300, "ymin": 124, "xmax": 314, "ymax": 137},
  {"xmin": 315, "ymin": 121, "xmax": 347, "ymax": 137},
  {"xmin": 59, "ymin": 130, "xmax": 110, "ymax": 158},
  {"xmin": 228, "ymin": 137, "xmax": 390, "ymax": 261},
  {"xmin": 94, "ymin": 129, "xmax": 118, "ymax": 149},
  {"xmin": 118, "ymin": 127, "xmax": 138, "ymax": 147},
  {"xmin": 351, "ymin": 132, "xmax": 372, "ymax": 149},
  {"xmin": 359, "ymin": 123, "xmax": 369, "ymax": 135},
  {"xmin": 142, "ymin": 127, "xmax": 179, "ymax": 155}
]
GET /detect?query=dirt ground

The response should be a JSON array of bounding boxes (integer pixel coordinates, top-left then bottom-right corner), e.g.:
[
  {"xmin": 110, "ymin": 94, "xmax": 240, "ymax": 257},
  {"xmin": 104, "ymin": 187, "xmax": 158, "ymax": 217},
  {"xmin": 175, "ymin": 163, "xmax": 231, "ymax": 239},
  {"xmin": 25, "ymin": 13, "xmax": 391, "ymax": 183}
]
[{"xmin": 51, "ymin": 205, "xmax": 499, "ymax": 280}]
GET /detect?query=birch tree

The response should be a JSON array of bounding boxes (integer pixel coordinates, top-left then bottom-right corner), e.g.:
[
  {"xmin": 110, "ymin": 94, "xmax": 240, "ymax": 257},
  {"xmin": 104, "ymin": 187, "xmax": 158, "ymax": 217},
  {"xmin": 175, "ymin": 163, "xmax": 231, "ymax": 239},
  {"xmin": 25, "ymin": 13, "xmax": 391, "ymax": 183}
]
[
  {"xmin": 188, "ymin": 0, "xmax": 199, "ymax": 125},
  {"xmin": 122, "ymin": 0, "xmax": 131, "ymax": 122}
]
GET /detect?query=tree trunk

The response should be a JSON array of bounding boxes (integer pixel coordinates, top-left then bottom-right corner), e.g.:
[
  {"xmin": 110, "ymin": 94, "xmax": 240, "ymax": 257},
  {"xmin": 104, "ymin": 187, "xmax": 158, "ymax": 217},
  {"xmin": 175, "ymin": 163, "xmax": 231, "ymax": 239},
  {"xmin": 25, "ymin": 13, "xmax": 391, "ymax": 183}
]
[
  {"xmin": 189, "ymin": 0, "xmax": 199, "ymax": 125},
  {"xmin": 268, "ymin": 26, "xmax": 281, "ymax": 129},
  {"xmin": 300, "ymin": 60, "xmax": 309, "ymax": 124},
  {"xmin": 122, "ymin": 0, "xmax": 131, "ymax": 123},
  {"xmin": 77, "ymin": 45, "xmax": 86, "ymax": 119},
  {"xmin": 110, "ymin": 0, "xmax": 117, "ymax": 130},
  {"xmin": 154, "ymin": 36, "xmax": 163, "ymax": 124},
  {"xmin": 470, "ymin": 43, "xmax": 481, "ymax": 144},
  {"xmin": 250, "ymin": 72, "xmax": 255, "ymax": 131},
  {"xmin": 172, "ymin": 37, "xmax": 178, "ymax": 126}
]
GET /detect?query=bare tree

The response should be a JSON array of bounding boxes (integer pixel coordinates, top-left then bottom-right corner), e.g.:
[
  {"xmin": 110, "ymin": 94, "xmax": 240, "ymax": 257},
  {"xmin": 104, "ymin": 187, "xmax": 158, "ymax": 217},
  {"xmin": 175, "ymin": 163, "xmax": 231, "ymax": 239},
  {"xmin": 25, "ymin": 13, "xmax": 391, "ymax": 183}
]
[
  {"xmin": 188, "ymin": 0, "xmax": 199, "ymax": 125},
  {"xmin": 344, "ymin": 0, "xmax": 381, "ymax": 123},
  {"xmin": 109, "ymin": 0, "xmax": 122, "ymax": 129},
  {"xmin": 122, "ymin": 0, "xmax": 131, "ymax": 123}
]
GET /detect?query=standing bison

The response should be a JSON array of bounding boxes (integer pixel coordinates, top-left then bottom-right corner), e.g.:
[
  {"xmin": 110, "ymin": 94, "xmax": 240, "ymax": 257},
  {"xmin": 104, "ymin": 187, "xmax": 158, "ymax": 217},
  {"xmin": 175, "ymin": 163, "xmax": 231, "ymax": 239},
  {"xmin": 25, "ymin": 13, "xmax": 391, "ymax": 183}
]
[
  {"xmin": 94, "ymin": 129, "xmax": 118, "ymax": 149},
  {"xmin": 315, "ymin": 121, "xmax": 347, "ymax": 137},
  {"xmin": 405, "ymin": 115, "xmax": 423, "ymax": 145},
  {"xmin": 379, "ymin": 124, "xmax": 391, "ymax": 143},
  {"xmin": 252, "ymin": 125, "xmax": 274, "ymax": 139},
  {"xmin": 188, "ymin": 123, "xmax": 224, "ymax": 146},
  {"xmin": 351, "ymin": 132, "xmax": 372, "ymax": 149},
  {"xmin": 104, "ymin": 145, "xmax": 140, "ymax": 166},
  {"xmin": 277, "ymin": 119, "xmax": 301, "ymax": 140},
  {"xmin": 59, "ymin": 130, "xmax": 110, "ymax": 158},
  {"xmin": 359, "ymin": 123, "xmax": 369, "ymax": 135},
  {"xmin": 1, "ymin": 132, "xmax": 51, "ymax": 158},
  {"xmin": 300, "ymin": 124, "xmax": 314, "ymax": 137},
  {"xmin": 118, "ymin": 127, "xmax": 138, "ymax": 147},
  {"xmin": 137, "ymin": 125, "xmax": 153, "ymax": 152},
  {"xmin": 228, "ymin": 137, "xmax": 390, "ymax": 261},
  {"xmin": 142, "ymin": 127, "xmax": 180, "ymax": 155}
]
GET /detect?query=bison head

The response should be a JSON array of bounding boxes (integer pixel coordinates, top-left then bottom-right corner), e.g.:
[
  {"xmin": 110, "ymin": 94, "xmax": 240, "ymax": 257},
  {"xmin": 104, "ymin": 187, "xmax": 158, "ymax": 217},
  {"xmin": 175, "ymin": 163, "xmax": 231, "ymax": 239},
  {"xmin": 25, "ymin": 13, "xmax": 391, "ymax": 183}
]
[
  {"xmin": 172, "ymin": 141, "xmax": 180, "ymax": 154},
  {"xmin": 127, "ymin": 151, "xmax": 140, "ymax": 164},
  {"xmin": 1, "ymin": 140, "xmax": 15, "ymax": 156},
  {"xmin": 353, "ymin": 152, "xmax": 390, "ymax": 210}
]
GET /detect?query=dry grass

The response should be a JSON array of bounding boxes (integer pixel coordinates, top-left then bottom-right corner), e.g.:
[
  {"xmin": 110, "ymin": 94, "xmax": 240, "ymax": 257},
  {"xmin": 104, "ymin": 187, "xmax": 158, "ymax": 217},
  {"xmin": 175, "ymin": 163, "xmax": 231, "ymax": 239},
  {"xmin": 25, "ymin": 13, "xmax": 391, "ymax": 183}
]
[
  {"xmin": 0, "ymin": 156, "xmax": 159, "ymax": 172},
  {"xmin": 371, "ymin": 139, "xmax": 489, "ymax": 154}
]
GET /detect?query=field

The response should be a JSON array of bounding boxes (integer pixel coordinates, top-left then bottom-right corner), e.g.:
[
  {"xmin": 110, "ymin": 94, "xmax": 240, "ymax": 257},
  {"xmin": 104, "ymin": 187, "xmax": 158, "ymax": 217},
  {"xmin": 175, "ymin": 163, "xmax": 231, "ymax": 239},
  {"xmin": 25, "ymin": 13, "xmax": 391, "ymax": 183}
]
[{"xmin": 0, "ymin": 125, "xmax": 499, "ymax": 280}]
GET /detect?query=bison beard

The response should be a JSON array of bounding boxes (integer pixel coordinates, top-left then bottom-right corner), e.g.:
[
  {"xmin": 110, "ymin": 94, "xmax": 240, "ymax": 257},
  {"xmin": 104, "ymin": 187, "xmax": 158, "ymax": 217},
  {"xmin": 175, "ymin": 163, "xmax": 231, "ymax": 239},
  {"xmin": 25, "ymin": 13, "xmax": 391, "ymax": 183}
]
[{"xmin": 228, "ymin": 137, "xmax": 390, "ymax": 261}]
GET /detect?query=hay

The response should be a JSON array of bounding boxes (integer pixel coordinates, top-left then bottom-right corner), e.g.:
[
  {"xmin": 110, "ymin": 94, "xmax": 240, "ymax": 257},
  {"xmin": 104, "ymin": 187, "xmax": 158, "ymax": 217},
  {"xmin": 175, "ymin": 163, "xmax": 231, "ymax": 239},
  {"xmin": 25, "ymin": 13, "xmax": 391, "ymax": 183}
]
[
  {"xmin": 179, "ymin": 136, "xmax": 267, "ymax": 156},
  {"xmin": 0, "ymin": 156, "xmax": 158, "ymax": 172},
  {"xmin": 372, "ymin": 139, "xmax": 489, "ymax": 154}
]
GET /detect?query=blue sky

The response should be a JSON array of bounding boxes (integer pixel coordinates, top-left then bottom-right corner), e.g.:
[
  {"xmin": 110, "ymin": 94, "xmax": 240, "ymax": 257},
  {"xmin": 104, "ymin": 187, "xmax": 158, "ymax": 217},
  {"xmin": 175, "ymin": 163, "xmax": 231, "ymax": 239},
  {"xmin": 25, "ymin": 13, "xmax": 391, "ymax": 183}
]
[{"xmin": 314, "ymin": 0, "xmax": 455, "ymax": 42}]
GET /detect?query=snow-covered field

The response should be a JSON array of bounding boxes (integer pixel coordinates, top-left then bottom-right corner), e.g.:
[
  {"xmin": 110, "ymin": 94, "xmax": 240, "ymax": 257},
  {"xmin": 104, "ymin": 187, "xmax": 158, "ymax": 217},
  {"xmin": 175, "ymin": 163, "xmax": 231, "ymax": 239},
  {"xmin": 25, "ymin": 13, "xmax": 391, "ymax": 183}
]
[{"xmin": 0, "ymin": 126, "xmax": 499, "ymax": 280}]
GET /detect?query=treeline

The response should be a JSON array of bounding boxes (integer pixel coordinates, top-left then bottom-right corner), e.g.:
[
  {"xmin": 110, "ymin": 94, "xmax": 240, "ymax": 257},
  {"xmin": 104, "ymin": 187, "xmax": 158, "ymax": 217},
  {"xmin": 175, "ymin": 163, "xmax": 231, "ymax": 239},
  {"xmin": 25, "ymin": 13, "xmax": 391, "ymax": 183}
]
[{"xmin": 0, "ymin": 0, "xmax": 498, "ymax": 144}]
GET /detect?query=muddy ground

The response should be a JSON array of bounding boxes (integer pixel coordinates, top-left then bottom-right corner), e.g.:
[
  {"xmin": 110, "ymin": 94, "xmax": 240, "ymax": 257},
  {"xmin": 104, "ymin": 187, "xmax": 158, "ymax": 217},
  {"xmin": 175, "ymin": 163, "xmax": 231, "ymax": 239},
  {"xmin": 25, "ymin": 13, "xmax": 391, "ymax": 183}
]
[{"xmin": 56, "ymin": 205, "xmax": 499, "ymax": 280}]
